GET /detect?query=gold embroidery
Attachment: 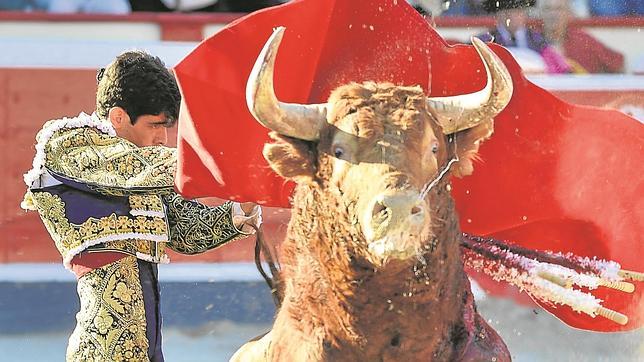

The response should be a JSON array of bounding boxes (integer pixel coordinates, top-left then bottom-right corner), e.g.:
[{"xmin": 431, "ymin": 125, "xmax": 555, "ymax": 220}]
[
  {"xmin": 30, "ymin": 191, "xmax": 169, "ymax": 266},
  {"xmin": 44, "ymin": 127, "xmax": 176, "ymax": 196},
  {"xmin": 129, "ymin": 194, "xmax": 164, "ymax": 213},
  {"xmin": 88, "ymin": 184, "xmax": 174, "ymax": 198},
  {"xmin": 164, "ymin": 195, "xmax": 247, "ymax": 255},
  {"xmin": 66, "ymin": 256, "xmax": 149, "ymax": 362},
  {"xmin": 84, "ymin": 239, "xmax": 166, "ymax": 266},
  {"xmin": 114, "ymin": 282, "xmax": 134, "ymax": 303},
  {"xmin": 30, "ymin": 192, "xmax": 82, "ymax": 254}
]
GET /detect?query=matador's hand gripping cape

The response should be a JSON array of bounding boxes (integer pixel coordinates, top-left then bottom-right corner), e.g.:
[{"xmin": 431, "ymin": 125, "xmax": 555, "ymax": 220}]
[{"xmin": 173, "ymin": 0, "xmax": 643, "ymax": 332}]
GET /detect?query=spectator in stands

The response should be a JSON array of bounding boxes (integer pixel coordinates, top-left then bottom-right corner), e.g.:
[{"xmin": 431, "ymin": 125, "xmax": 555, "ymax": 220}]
[
  {"xmin": 412, "ymin": 2, "xmax": 465, "ymax": 44},
  {"xmin": 47, "ymin": 0, "xmax": 130, "ymax": 13},
  {"xmin": 541, "ymin": 0, "xmax": 624, "ymax": 73},
  {"xmin": 0, "ymin": 0, "xmax": 130, "ymax": 13},
  {"xmin": 409, "ymin": 0, "xmax": 488, "ymax": 16},
  {"xmin": 477, "ymin": 0, "xmax": 571, "ymax": 74},
  {"xmin": 128, "ymin": 0, "xmax": 286, "ymax": 12},
  {"xmin": 216, "ymin": 0, "xmax": 285, "ymax": 12},
  {"xmin": 410, "ymin": 1, "xmax": 451, "ymax": 27},
  {"xmin": 443, "ymin": 0, "xmax": 488, "ymax": 15},
  {"xmin": 129, "ymin": 0, "xmax": 218, "ymax": 12},
  {"xmin": 569, "ymin": 0, "xmax": 590, "ymax": 17},
  {"xmin": 588, "ymin": 0, "xmax": 644, "ymax": 17},
  {"xmin": 0, "ymin": 0, "xmax": 46, "ymax": 11}
]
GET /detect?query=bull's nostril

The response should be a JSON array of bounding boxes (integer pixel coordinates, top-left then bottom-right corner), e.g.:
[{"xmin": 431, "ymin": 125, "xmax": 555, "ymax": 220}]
[
  {"xmin": 411, "ymin": 206, "xmax": 422, "ymax": 215},
  {"xmin": 372, "ymin": 201, "xmax": 387, "ymax": 218}
]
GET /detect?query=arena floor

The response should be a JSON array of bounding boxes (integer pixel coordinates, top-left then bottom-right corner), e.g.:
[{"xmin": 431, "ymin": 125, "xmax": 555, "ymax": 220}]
[{"xmin": 1, "ymin": 279, "xmax": 641, "ymax": 361}]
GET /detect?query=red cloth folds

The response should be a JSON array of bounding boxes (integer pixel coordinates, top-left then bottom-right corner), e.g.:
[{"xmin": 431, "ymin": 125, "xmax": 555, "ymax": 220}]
[{"xmin": 173, "ymin": 0, "xmax": 643, "ymax": 332}]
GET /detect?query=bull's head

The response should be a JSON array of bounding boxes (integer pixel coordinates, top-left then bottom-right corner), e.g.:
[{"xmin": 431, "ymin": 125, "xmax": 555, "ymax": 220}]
[{"xmin": 247, "ymin": 27, "xmax": 512, "ymax": 266}]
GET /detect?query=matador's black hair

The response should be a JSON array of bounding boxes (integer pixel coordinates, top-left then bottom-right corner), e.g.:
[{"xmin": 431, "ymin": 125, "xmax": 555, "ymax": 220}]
[{"xmin": 96, "ymin": 50, "xmax": 181, "ymax": 125}]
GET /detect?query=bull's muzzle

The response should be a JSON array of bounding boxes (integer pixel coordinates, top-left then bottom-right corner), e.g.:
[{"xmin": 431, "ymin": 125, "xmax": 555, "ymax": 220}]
[{"xmin": 363, "ymin": 190, "xmax": 427, "ymax": 262}]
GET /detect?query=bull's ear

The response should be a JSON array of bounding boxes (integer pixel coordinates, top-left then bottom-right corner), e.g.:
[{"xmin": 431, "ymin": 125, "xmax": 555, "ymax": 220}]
[
  {"xmin": 263, "ymin": 132, "xmax": 316, "ymax": 183},
  {"xmin": 451, "ymin": 119, "xmax": 494, "ymax": 178}
]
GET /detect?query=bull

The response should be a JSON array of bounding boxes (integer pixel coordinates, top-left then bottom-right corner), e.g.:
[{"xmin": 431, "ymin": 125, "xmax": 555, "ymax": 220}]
[{"xmin": 231, "ymin": 27, "xmax": 513, "ymax": 361}]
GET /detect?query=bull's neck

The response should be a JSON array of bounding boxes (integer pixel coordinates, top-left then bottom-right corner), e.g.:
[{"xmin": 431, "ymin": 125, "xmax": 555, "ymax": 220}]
[{"xmin": 277, "ymin": 182, "xmax": 472, "ymax": 359}]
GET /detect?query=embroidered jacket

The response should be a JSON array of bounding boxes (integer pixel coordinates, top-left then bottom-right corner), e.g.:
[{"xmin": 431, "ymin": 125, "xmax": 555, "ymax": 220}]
[{"xmin": 23, "ymin": 113, "xmax": 248, "ymax": 269}]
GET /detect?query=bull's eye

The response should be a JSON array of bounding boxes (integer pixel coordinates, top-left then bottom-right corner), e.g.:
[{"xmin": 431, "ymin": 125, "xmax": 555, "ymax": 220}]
[
  {"xmin": 431, "ymin": 142, "xmax": 439, "ymax": 154},
  {"xmin": 334, "ymin": 146, "xmax": 345, "ymax": 159}
]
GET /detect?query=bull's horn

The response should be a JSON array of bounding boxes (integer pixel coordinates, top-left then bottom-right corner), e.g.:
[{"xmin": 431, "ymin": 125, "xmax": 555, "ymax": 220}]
[
  {"xmin": 246, "ymin": 26, "xmax": 327, "ymax": 141},
  {"xmin": 427, "ymin": 37, "xmax": 513, "ymax": 134}
]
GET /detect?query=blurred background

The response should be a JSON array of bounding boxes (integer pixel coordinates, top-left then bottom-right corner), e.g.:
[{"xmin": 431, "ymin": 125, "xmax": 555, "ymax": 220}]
[{"xmin": 0, "ymin": 0, "xmax": 642, "ymax": 360}]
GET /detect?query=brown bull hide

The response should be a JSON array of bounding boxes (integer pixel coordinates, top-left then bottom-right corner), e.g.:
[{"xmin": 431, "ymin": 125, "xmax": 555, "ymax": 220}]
[{"xmin": 232, "ymin": 82, "xmax": 510, "ymax": 361}]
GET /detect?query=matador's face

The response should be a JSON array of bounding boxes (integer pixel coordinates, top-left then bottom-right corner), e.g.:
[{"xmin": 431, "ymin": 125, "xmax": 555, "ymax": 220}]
[{"xmin": 110, "ymin": 107, "xmax": 171, "ymax": 147}]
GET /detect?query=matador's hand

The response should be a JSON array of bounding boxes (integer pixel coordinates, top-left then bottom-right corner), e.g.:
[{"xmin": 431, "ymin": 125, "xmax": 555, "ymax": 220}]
[{"xmin": 240, "ymin": 202, "xmax": 258, "ymax": 216}]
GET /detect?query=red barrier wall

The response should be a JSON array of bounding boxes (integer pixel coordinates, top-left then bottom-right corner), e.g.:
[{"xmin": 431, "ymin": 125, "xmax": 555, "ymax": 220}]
[{"xmin": 1, "ymin": 68, "xmax": 95, "ymax": 263}]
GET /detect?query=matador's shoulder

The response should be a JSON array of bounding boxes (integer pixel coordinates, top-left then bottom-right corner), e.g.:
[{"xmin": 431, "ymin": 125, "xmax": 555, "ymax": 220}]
[{"xmin": 23, "ymin": 112, "xmax": 176, "ymax": 198}]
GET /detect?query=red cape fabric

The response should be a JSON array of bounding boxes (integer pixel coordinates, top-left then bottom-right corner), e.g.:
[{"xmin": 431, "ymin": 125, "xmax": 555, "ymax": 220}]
[{"xmin": 174, "ymin": 0, "xmax": 643, "ymax": 332}]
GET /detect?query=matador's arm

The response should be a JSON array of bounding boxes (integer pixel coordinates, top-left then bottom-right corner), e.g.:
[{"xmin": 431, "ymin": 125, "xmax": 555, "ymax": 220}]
[{"xmin": 163, "ymin": 193, "xmax": 261, "ymax": 254}]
